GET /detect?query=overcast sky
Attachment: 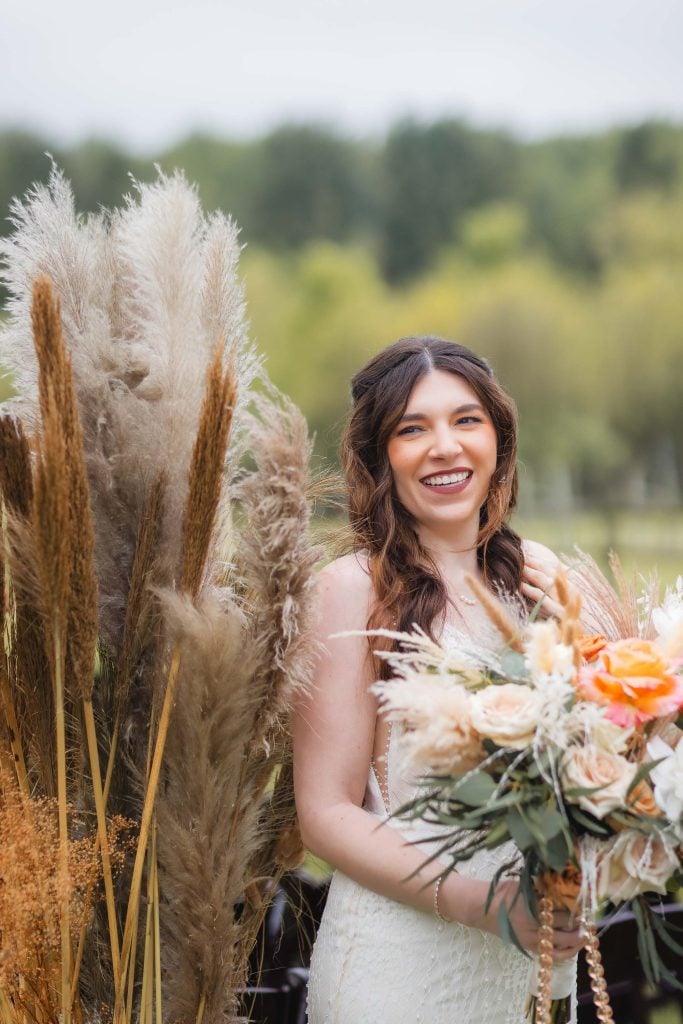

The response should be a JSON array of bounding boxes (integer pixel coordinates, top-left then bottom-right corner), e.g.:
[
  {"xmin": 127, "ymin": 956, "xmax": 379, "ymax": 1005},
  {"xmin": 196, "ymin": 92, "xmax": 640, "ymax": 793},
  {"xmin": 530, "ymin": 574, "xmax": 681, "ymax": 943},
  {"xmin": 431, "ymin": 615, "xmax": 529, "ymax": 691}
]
[{"xmin": 2, "ymin": 0, "xmax": 682, "ymax": 151}]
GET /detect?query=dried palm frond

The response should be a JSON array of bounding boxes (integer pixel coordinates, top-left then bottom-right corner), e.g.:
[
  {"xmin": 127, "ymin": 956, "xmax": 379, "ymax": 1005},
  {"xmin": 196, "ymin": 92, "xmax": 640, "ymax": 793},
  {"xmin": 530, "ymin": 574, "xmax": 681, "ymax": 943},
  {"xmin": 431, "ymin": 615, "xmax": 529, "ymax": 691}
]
[{"xmin": 566, "ymin": 549, "xmax": 658, "ymax": 640}]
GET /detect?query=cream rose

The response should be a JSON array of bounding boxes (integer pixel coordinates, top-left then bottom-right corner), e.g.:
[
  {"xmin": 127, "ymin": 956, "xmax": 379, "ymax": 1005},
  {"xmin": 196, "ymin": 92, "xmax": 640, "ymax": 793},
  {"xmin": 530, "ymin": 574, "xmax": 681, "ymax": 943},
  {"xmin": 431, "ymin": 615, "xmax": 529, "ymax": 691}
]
[
  {"xmin": 597, "ymin": 830, "xmax": 679, "ymax": 901},
  {"xmin": 560, "ymin": 743, "xmax": 635, "ymax": 819},
  {"xmin": 469, "ymin": 683, "xmax": 542, "ymax": 749}
]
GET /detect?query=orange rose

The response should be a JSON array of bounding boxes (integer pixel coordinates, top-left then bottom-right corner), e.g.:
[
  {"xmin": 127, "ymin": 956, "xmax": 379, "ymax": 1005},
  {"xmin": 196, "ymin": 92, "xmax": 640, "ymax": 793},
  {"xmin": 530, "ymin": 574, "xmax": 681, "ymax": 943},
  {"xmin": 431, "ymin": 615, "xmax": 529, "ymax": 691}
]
[
  {"xmin": 627, "ymin": 780, "xmax": 663, "ymax": 819},
  {"xmin": 578, "ymin": 638, "xmax": 683, "ymax": 728},
  {"xmin": 578, "ymin": 633, "xmax": 607, "ymax": 663},
  {"xmin": 536, "ymin": 864, "xmax": 582, "ymax": 913}
]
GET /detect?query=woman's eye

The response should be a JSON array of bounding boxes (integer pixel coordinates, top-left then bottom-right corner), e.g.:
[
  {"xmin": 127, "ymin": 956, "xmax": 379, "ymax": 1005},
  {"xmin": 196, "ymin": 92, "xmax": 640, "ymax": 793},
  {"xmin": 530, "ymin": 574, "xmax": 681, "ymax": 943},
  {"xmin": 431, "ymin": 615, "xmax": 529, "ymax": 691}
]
[
  {"xmin": 456, "ymin": 416, "xmax": 482, "ymax": 426},
  {"xmin": 396, "ymin": 425, "xmax": 422, "ymax": 436}
]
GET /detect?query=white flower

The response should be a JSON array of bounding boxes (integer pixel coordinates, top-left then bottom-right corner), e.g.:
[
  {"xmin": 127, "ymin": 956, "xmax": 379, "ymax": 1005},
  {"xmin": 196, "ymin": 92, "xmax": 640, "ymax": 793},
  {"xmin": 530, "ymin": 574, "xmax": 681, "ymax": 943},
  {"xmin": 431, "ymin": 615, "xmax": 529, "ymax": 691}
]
[
  {"xmin": 647, "ymin": 735, "xmax": 683, "ymax": 825},
  {"xmin": 469, "ymin": 683, "xmax": 543, "ymax": 749},
  {"xmin": 597, "ymin": 830, "xmax": 679, "ymax": 901},
  {"xmin": 525, "ymin": 620, "xmax": 575, "ymax": 684},
  {"xmin": 374, "ymin": 676, "xmax": 482, "ymax": 773},
  {"xmin": 560, "ymin": 743, "xmax": 636, "ymax": 819},
  {"xmin": 652, "ymin": 576, "xmax": 683, "ymax": 657}
]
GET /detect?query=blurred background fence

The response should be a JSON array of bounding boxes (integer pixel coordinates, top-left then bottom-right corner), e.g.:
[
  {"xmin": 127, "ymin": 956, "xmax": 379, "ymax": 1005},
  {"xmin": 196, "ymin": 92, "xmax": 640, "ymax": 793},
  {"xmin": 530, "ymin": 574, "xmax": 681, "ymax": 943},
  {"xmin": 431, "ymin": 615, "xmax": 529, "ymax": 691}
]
[{"xmin": 1, "ymin": 118, "xmax": 682, "ymax": 579}]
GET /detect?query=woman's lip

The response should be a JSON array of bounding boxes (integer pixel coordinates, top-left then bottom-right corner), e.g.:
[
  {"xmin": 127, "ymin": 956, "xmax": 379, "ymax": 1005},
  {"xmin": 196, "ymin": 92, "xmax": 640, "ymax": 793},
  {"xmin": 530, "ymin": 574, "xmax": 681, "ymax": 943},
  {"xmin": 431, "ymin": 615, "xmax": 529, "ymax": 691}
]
[{"xmin": 420, "ymin": 471, "xmax": 473, "ymax": 495}]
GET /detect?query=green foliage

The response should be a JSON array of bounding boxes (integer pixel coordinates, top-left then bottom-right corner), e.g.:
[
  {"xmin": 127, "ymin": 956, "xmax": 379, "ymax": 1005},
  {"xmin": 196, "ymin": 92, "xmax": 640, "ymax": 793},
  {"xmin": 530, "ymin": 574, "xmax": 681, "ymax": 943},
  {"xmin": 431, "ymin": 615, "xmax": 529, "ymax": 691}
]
[{"xmin": 1, "ymin": 117, "xmax": 682, "ymax": 511}]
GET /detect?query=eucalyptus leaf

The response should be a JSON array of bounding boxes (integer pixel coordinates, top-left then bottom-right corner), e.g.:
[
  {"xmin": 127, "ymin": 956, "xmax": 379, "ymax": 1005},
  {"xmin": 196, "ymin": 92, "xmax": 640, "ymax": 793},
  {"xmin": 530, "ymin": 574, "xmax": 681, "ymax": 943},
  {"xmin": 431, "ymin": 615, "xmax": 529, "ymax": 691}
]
[
  {"xmin": 500, "ymin": 650, "xmax": 527, "ymax": 679},
  {"xmin": 507, "ymin": 807, "xmax": 535, "ymax": 851},
  {"xmin": 535, "ymin": 806, "xmax": 564, "ymax": 841},
  {"xmin": 454, "ymin": 771, "xmax": 497, "ymax": 806},
  {"xmin": 545, "ymin": 830, "xmax": 573, "ymax": 872}
]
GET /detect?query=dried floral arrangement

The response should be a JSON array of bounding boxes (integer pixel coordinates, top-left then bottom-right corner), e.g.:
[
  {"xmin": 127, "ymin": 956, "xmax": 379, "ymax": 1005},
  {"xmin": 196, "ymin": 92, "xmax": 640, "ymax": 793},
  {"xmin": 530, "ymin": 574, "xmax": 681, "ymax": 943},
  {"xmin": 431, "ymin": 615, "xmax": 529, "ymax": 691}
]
[
  {"xmin": 0, "ymin": 168, "xmax": 321, "ymax": 1024},
  {"xmin": 371, "ymin": 560, "xmax": 683, "ymax": 1024}
]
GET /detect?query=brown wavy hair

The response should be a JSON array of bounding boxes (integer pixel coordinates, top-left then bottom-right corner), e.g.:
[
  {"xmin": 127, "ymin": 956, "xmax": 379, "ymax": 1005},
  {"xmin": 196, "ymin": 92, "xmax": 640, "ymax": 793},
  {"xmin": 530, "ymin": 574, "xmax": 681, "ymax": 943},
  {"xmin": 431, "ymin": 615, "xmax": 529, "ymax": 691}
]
[{"xmin": 341, "ymin": 336, "xmax": 524, "ymax": 674}]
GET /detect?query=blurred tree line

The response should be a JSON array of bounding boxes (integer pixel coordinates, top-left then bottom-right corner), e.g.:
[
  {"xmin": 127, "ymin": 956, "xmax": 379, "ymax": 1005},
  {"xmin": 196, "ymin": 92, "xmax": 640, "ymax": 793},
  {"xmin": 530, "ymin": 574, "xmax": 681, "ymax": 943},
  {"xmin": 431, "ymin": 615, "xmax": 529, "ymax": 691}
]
[{"xmin": 0, "ymin": 118, "xmax": 682, "ymax": 513}]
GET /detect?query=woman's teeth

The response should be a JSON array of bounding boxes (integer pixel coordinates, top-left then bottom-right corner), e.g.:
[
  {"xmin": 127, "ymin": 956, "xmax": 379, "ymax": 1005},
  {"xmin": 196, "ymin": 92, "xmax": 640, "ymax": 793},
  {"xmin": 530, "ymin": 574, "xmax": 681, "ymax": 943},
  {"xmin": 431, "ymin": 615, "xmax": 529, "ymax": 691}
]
[{"xmin": 423, "ymin": 471, "xmax": 470, "ymax": 486}]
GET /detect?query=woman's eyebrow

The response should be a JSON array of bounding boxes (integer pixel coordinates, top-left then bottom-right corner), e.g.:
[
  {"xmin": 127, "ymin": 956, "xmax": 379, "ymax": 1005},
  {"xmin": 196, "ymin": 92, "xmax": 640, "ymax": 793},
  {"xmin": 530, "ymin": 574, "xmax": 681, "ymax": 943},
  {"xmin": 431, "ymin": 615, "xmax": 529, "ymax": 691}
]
[{"xmin": 398, "ymin": 403, "xmax": 485, "ymax": 424}]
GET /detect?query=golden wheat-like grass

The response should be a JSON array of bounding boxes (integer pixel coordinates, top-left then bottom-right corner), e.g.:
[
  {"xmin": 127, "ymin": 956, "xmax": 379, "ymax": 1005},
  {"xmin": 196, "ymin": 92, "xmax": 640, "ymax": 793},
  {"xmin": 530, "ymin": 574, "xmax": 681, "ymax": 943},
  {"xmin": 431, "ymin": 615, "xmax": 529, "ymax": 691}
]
[{"xmin": 181, "ymin": 347, "xmax": 236, "ymax": 599}]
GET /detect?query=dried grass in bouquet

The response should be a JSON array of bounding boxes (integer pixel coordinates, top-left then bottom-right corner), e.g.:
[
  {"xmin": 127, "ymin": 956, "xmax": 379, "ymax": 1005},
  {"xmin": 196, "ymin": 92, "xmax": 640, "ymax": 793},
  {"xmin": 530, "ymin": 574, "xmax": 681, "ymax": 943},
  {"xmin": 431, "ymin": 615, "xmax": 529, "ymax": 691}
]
[
  {"xmin": 0, "ymin": 167, "xmax": 321, "ymax": 1024},
  {"xmin": 371, "ymin": 559, "xmax": 683, "ymax": 1024}
]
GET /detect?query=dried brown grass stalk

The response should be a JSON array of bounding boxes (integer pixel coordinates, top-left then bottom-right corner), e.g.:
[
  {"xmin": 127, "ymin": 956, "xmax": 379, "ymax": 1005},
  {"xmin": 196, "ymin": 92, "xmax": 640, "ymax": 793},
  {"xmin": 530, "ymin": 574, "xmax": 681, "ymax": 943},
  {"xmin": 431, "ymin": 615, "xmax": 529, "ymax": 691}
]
[
  {"xmin": 156, "ymin": 591, "xmax": 258, "ymax": 1024},
  {"xmin": 114, "ymin": 473, "xmax": 166, "ymax": 732},
  {"xmin": 0, "ymin": 417, "xmax": 33, "ymax": 518},
  {"xmin": 464, "ymin": 572, "xmax": 524, "ymax": 651},
  {"xmin": 2, "ymin": 514, "xmax": 56, "ymax": 796},
  {"xmin": 567, "ymin": 549, "xmax": 653, "ymax": 640},
  {"xmin": 236, "ymin": 393, "xmax": 322, "ymax": 754},
  {"xmin": 181, "ymin": 347, "xmax": 236, "ymax": 598},
  {"xmin": 31, "ymin": 278, "xmax": 99, "ymax": 702},
  {"xmin": 32, "ymin": 385, "xmax": 73, "ymax": 1021}
]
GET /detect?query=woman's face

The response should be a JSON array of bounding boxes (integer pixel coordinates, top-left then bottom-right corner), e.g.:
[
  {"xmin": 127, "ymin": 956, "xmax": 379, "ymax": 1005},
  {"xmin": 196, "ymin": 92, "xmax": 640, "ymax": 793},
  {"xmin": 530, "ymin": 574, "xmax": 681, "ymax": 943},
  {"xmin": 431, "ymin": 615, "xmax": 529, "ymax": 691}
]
[{"xmin": 386, "ymin": 369, "xmax": 498, "ymax": 541}]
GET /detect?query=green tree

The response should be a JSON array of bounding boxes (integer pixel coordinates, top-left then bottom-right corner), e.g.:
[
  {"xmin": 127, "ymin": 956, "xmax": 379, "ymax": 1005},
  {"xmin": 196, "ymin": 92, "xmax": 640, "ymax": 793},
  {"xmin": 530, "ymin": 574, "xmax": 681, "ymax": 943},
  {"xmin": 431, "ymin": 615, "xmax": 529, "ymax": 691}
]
[
  {"xmin": 379, "ymin": 119, "xmax": 519, "ymax": 283},
  {"xmin": 246, "ymin": 125, "xmax": 374, "ymax": 249},
  {"xmin": 614, "ymin": 121, "xmax": 683, "ymax": 193}
]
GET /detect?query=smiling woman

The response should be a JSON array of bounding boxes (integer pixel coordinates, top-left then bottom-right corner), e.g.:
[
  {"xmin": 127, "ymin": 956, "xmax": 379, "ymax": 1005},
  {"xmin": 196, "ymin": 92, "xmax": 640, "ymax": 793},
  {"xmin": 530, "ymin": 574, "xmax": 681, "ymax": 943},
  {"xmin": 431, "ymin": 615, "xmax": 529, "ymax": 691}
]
[
  {"xmin": 293, "ymin": 336, "xmax": 580, "ymax": 1024},
  {"xmin": 386, "ymin": 371, "xmax": 498, "ymax": 543}
]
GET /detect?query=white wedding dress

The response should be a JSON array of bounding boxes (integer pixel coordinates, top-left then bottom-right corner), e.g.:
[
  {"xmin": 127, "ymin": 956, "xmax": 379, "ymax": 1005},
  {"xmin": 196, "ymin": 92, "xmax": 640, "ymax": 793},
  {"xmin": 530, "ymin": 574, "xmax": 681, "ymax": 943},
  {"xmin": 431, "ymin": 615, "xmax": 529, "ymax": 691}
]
[{"xmin": 306, "ymin": 633, "xmax": 578, "ymax": 1023}]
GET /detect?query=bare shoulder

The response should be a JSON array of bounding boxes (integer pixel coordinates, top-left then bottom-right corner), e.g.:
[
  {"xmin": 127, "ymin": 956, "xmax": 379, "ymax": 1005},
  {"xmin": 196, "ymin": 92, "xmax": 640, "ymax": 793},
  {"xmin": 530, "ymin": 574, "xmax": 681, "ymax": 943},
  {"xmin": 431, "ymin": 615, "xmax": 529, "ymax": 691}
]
[
  {"xmin": 314, "ymin": 552, "xmax": 373, "ymax": 631},
  {"xmin": 318, "ymin": 551, "xmax": 371, "ymax": 587},
  {"xmin": 521, "ymin": 538, "xmax": 561, "ymax": 572}
]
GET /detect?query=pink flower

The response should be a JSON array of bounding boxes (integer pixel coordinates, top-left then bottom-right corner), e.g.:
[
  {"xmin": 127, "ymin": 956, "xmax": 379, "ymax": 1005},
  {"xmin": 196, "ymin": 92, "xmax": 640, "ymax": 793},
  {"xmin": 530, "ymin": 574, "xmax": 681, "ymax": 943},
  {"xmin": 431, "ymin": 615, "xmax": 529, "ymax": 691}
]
[{"xmin": 577, "ymin": 638, "xmax": 683, "ymax": 728}]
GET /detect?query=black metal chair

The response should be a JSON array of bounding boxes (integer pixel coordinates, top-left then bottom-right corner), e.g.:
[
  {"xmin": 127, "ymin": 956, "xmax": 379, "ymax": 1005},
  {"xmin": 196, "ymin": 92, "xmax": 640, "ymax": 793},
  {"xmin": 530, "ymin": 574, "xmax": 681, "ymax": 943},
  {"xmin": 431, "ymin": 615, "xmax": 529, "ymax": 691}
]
[
  {"xmin": 246, "ymin": 877, "xmax": 683, "ymax": 1024},
  {"xmin": 577, "ymin": 903, "xmax": 683, "ymax": 1024}
]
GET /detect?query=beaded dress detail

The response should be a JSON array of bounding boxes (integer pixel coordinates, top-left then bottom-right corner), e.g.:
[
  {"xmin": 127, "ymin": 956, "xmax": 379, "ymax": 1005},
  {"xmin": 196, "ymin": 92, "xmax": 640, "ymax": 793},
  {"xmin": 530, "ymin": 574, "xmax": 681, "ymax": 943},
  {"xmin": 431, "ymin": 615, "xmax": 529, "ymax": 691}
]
[{"xmin": 306, "ymin": 627, "xmax": 577, "ymax": 1024}]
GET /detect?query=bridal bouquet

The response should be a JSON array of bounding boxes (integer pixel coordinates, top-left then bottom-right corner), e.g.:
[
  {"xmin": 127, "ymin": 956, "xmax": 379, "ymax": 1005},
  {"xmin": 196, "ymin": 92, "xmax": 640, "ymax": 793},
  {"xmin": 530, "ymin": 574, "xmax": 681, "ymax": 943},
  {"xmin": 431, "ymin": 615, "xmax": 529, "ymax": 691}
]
[{"xmin": 372, "ymin": 564, "xmax": 683, "ymax": 1024}]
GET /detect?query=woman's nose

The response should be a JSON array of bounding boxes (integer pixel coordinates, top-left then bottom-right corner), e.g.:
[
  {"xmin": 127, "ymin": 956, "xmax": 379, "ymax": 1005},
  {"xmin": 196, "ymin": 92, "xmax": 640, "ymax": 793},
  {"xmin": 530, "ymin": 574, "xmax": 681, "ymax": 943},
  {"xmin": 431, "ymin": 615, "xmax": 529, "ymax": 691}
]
[{"xmin": 428, "ymin": 424, "xmax": 462, "ymax": 459}]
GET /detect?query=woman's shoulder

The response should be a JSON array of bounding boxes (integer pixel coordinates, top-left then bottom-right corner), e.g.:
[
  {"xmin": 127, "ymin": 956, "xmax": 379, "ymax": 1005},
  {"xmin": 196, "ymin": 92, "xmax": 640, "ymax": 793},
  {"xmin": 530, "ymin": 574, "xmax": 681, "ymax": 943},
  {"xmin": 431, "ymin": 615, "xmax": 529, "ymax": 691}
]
[
  {"xmin": 314, "ymin": 553, "xmax": 374, "ymax": 633},
  {"xmin": 317, "ymin": 551, "xmax": 373, "ymax": 592}
]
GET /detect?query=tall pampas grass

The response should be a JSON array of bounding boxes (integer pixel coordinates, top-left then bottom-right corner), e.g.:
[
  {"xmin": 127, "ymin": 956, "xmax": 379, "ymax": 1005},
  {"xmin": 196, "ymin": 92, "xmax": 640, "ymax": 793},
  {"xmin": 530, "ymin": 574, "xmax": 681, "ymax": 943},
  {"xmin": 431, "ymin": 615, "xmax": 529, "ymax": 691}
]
[{"xmin": 0, "ymin": 167, "xmax": 320, "ymax": 1024}]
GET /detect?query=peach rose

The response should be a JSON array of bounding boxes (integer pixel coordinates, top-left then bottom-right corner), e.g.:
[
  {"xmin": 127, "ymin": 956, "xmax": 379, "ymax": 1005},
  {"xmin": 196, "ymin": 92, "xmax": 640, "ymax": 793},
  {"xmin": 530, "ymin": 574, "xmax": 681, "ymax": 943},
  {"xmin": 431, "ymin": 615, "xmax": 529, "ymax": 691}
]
[
  {"xmin": 578, "ymin": 638, "xmax": 683, "ymax": 728},
  {"xmin": 577, "ymin": 633, "xmax": 608, "ymax": 663},
  {"xmin": 598, "ymin": 830, "xmax": 679, "ymax": 901},
  {"xmin": 627, "ymin": 780, "xmax": 663, "ymax": 819},
  {"xmin": 560, "ymin": 743, "xmax": 636, "ymax": 819},
  {"xmin": 469, "ymin": 683, "xmax": 542, "ymax": 749}
]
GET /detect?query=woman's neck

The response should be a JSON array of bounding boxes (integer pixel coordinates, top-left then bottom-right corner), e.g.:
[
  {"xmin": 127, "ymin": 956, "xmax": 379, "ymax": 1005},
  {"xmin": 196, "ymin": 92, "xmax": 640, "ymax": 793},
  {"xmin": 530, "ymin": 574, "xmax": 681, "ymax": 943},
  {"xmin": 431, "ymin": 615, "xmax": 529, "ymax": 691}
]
[{"xmin": 416, "ymin": 524, "xmax": 482, "ymax": 589}]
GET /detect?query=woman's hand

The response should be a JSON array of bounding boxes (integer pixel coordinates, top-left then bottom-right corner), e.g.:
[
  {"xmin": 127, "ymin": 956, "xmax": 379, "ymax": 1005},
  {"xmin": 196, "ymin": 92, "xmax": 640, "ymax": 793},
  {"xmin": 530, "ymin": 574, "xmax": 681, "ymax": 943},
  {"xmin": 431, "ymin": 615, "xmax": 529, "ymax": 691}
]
[
  {"xmin": 521, "ymin": 539, "xmax": 564, "ymax": 620},
  {"xmin": 451, "ymin": 877, "xmax": 583, "ymax": 961}
]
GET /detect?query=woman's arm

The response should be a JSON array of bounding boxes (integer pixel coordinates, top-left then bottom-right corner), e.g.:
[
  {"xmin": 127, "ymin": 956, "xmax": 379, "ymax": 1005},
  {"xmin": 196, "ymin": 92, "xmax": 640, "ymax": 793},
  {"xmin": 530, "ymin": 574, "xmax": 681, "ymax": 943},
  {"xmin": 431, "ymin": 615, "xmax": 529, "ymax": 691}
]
[{"xmin": 292, "ymin": 555, "xmax": 581, "ymax": 957}]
